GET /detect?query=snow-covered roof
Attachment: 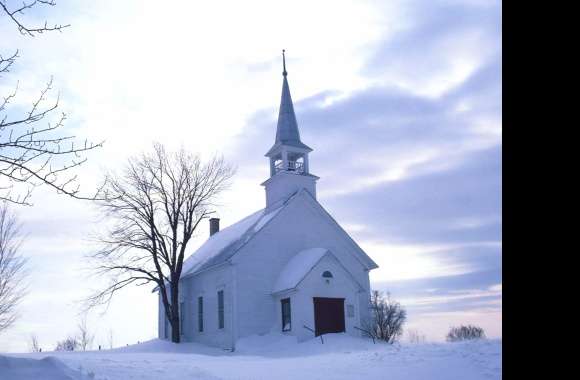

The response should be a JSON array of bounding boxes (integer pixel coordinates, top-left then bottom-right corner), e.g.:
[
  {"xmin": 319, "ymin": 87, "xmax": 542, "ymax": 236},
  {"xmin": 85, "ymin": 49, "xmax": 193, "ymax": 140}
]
[
  {"xmin": 180, "ymin": 188, "xmax": 378, "ymax": 280},
  {"xmin": 273, "ymin": 248, "xmax": 329, "ymax": 294},
  {"xmin": 181, "ymin": 205, "xmax": 285, "ymax": 277}
]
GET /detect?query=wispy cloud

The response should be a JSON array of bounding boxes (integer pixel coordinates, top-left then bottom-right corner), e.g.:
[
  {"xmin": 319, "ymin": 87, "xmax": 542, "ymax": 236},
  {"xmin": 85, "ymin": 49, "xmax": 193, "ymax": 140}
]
[{"xmin": 0, "ymin": 0, "xmax": 501, "ymax": 350}]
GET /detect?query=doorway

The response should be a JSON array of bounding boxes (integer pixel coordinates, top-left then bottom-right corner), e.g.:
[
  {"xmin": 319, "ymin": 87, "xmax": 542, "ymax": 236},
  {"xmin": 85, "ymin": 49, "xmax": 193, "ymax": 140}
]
[{"xmin": 313, "ymin": 297, "xmax": 345, "ymax": 336}]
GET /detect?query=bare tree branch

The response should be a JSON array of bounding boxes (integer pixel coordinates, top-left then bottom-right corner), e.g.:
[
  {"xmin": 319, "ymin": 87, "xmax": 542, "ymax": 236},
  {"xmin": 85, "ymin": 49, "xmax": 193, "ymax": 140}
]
[
  {"xmin": 0, "ymin": 0, "xmax": 70, "ymax": 37},
  {"xmin": 0, "ymin": 51, "xmax": 18, "ymax": 77},
  {"xmin": 1, "ymin": 40, "xmax": 106, "ymax": 205},
  {"xmin": 86, "ymin": 144, "xmax": 235, "ymax": 343}
]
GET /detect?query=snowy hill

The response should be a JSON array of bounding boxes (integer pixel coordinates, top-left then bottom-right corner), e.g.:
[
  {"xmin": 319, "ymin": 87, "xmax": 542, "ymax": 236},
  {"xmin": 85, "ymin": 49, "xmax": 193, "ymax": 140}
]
[{"xmin": 1, "ymin": 333, "xmax": 501, "ymax": 380}]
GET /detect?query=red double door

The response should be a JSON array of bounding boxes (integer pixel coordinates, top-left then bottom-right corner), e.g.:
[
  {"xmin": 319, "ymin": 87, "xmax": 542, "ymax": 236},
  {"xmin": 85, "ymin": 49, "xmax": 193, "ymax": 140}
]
[{"xmin": 313, "ymin": 297, "xmax": 345, "ymax": 336}]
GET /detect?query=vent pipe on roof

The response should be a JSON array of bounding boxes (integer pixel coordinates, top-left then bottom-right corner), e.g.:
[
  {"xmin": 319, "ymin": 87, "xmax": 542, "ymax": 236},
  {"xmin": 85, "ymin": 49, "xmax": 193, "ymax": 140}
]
[{"xmin": 209, "ymin": 218, "xmax": 220, "ymax": 236}]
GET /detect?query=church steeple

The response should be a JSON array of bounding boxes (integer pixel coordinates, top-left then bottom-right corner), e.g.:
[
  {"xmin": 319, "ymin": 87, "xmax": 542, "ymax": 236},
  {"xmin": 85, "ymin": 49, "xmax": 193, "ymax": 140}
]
[
  {"xmin": 267, "ymin": 50, "xmax": 312, "ymax": 156},
  {"xmin": 262, "ymin": 50, "xmax": 318, "ymax": 208}
]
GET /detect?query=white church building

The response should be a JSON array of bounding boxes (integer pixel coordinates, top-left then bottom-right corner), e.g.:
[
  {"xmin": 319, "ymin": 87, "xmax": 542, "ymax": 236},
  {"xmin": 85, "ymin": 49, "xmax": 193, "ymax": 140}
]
[{"xmin": 158, "ymin": 54, "xmax": 379, "ymax": 349}]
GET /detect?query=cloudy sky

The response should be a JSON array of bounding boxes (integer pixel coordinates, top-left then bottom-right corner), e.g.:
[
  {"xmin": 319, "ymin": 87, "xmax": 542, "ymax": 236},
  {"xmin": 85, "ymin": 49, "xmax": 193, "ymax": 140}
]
[{"xmin": 0, "ymin": 0, "xmax": 501, "ymax": 352}]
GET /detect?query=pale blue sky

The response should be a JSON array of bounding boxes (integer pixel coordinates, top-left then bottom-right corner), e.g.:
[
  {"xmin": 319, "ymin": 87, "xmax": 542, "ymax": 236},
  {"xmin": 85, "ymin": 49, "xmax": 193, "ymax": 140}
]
[{"xmin": 0, "ymin": 0, "xmax": 501, "ymax": 352}]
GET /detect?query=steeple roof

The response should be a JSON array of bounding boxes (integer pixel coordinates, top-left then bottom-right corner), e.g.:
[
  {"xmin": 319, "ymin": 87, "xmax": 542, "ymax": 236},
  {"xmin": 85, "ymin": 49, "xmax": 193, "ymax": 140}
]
[{"xmin": 266, "ymin": 50, "xmax": 312, "ymax": 156}]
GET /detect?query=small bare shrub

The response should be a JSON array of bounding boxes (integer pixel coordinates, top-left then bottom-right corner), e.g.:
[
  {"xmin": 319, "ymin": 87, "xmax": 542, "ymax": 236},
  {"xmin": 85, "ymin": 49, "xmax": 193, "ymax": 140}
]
[
  {"xmin": 446, "ymin": 325, "xmax": 485, "ymax": 342},
  {"xmin": 55, "ymin": 336, "xmax": 79, "ymax": 351},
  {"xmin": 362, "ymin": 291, "xmax": 407, "ymax": 344}
]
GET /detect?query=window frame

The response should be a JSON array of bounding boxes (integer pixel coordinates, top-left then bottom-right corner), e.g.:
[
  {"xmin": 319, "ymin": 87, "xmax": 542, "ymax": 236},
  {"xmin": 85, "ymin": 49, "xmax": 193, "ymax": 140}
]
[
  {"xmin": 322, "ymin": 270, "xmax": 334, "ymax": 278},
  {"xmin": 217, "ymin": 290, "xmax": 225, "ymax": 329},
  {"xmin": 197, "ymin": 296, "xmax": 204, "ymax": 333},
  {"xmin": 281, "ymin": 298, "xmax": 291, "ymax": 332},
  {"xmin": 179, "ymin": 301, "xmax": 184, "ymax": 334}
]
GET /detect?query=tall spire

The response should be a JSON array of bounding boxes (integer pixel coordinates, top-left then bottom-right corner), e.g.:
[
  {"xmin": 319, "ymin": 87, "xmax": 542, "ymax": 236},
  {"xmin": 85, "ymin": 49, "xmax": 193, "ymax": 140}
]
[{"xmin": 266, "ymin": 50, "xmax": 311, "ymax": 156}]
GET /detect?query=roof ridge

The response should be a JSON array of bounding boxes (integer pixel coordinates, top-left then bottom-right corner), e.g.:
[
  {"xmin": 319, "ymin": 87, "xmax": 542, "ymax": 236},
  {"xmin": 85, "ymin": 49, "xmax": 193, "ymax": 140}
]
[{"xmin": 181, "ymin": 192, "xmax": 301, "ymax": 278}]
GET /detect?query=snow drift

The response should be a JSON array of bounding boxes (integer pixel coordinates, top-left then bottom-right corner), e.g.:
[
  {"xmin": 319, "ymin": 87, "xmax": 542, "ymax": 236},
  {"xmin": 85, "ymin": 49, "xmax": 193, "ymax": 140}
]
[
  {"xmin": 2, "ymin": 333, "xmax": 502, "ymax": 380},
  {"xmin": 0, "ymin": 355, "xmax": 84, "ymax": 380}
]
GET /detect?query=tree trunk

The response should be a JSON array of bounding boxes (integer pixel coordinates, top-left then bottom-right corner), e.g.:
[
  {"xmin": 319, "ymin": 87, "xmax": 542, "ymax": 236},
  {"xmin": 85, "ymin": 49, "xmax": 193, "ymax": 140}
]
[{"xmin": 170, "ymin": 282, "xmax": 180, "ymax": 343}]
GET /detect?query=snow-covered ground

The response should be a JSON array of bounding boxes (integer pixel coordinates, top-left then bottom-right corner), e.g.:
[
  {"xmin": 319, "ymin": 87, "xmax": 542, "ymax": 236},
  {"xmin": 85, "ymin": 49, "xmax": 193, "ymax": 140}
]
[{"xmin": 1, "ymin": 333, "xmax": 502, "ymax": 380}]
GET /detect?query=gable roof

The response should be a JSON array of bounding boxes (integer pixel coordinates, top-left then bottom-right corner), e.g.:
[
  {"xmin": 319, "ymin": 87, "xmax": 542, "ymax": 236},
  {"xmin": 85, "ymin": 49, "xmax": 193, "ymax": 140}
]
[
  {"xmin": 272, "ymin": 247, "xmax": 366, "ymax": 294},
  {"xmin": 273, "ymin": 248, "xmax": 328, "ymax": 293},
  {"xmin": 181, "ymin": 188, "xmax": 378, "ymax": 280},
  {"xmin": 297, "ymin": 190, "xmax": 379, "ymax": 270},
  {"xmin": 181, "ymin": 202, "xmax": 286, "ymax": 278}
]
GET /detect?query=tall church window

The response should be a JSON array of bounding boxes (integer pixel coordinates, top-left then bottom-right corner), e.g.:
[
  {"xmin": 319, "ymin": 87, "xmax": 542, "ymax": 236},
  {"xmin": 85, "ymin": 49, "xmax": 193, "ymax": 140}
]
[
  {"xmin": 217, "ymin": 290, "xmax": 225, "ymax": 329},
  {"xmin": 281, "ymin": 298, "xmax": 291, "ymax": 332},
  {"xmin": 179, "ymin": 302, "xmax": 184, "ymax": 333},
  {"xmin": 198, "ymin": 296, "xmax": 204, "ymax": 332}
]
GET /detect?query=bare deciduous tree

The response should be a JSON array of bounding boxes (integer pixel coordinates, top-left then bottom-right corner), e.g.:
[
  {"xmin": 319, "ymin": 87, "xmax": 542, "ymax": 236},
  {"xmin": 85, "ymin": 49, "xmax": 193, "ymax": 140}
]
[
  {"xmin": 1, "ymin": 0, "xmax": 103, "ymax": 205},
  {"xmin": 29, "ymin": 333, "xmax": 41, "ymax": 352},
  {"xmin": 362, "ymin": 290, "xmax": 407, "ymax": 344},
  {"xmin": 107, "ymin": 328, "xmax": 114, "ymax": 349},
  {"xmin": 87, "ymin": 144, "xmax": 235, "ymax": 343},
  {"xmin": 77, "ymin": 316, "xmax": 94, "ymax": 351},
  {"xmin": 0, "ymin": 203, "xmax": 26, "ymax": 332}
]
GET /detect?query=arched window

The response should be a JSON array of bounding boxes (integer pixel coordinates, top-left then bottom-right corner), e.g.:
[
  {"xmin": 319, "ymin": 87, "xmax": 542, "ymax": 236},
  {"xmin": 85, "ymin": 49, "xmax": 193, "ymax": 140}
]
[{"xmin": 322, "ymin": 271, "xmax": 333, "ymax": 278}]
